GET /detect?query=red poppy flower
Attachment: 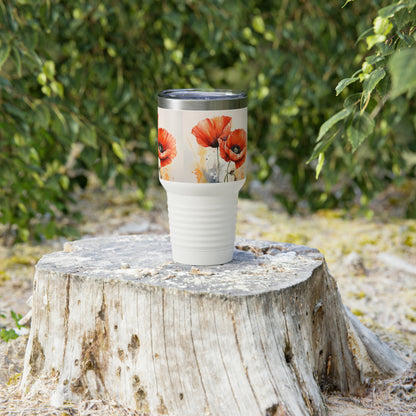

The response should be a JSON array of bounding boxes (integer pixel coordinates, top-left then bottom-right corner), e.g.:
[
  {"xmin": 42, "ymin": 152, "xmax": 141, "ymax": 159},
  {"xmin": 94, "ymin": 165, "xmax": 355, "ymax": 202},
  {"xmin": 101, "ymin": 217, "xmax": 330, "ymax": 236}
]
[
  {"xmin": 191, "ymin": 116, "xmax": 232, "ymax": 148},
  {"xmin": 220, "ymin": 129, "xmax": 247, "ymax": 169},
  {"xmin": 158, "ymin": 128, "xmax": 177, "ymax": 167}
]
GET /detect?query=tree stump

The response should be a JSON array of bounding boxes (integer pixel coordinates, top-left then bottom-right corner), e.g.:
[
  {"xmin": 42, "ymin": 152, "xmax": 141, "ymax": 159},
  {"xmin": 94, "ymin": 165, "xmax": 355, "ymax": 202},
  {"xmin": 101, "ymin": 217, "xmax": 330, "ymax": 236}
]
[{"xmin": 21, "ymin": 235, "xmax": 408, "ymax": 416}]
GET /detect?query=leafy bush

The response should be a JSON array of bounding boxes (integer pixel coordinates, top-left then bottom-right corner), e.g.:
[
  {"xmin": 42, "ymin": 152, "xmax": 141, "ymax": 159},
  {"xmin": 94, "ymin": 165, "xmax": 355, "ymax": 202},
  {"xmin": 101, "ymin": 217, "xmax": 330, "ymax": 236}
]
[
  {"xmin": 0, "ymin": 1, "xmax": 158, "ymax": 242},
  {"xmin": 0, "ymin": 309, "xmax": 27, "ymax": 342},
  {"xmin": 1, "ymin": 0, "xmax": 414, "ymax": 242},
  {"xmin": 309, "ymin": 0, "xmax": 416, "ymax": 215}
]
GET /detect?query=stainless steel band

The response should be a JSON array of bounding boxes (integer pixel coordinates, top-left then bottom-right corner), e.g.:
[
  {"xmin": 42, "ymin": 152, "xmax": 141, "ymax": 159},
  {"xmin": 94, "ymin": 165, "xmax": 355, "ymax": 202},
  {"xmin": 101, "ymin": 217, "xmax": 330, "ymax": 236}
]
[{"xmin": 158, "ymin": 89, "xmax": 248, "ymax": 110}]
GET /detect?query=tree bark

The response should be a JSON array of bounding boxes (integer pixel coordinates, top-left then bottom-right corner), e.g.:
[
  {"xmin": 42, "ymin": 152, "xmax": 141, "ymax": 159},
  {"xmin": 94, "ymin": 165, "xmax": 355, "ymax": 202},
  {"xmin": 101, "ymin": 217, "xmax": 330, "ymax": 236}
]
[{"xmin": 21, "ymin": 235, "xmax": 408, "ymax": 416}]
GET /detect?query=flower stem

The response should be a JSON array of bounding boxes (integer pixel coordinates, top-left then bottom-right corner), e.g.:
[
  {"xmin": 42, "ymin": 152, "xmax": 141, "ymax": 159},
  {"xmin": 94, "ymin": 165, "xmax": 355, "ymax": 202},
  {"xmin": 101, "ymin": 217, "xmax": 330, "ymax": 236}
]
[
  {"xmin": 224, "ymin": 161, "xmax": 231, "ymax": 182},
  {"xmin": 216, "ymin": 147, "xmax": 220, "ymax": 182}
]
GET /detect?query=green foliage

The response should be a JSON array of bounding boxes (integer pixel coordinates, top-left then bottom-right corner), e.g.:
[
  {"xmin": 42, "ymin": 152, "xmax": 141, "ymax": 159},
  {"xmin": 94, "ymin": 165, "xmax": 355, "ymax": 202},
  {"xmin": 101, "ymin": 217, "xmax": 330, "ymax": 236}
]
[
  {"xmin": 0, "ymin": 0, "xmax": 155, "ymax": 242},
  {"xmin": 1, "ymin": 0, "xmax": 414, "ymax": 242},
  {"xmin": 310, "ymin": 0, "xmax": 416, "ymax": 215},
  {"xmin": 0, "ymin": 310, "xmax": 25, "ymax": 342}
]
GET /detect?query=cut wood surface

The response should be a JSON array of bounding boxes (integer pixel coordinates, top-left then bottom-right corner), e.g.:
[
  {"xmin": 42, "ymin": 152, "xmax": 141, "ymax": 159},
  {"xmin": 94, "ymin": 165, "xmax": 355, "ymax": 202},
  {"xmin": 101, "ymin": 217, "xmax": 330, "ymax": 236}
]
[{"xmin": 21, "ymin": 235, "xmax": 408, "ymax": 416}]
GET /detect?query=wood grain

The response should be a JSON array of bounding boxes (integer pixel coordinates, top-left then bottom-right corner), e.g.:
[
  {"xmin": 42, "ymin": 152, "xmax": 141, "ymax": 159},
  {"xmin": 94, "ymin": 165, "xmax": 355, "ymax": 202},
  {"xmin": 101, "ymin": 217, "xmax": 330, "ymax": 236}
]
[{"xmin": 21, "ymin": 235, "xmax": 408, "ymax": 415}]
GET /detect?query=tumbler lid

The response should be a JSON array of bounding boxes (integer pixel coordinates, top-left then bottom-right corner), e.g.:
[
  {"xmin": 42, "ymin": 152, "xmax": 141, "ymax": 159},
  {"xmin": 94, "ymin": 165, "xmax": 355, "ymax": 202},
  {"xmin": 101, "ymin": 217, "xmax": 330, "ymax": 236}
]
[{"xmin": 158, "ymin": 89, "xmax": 247, "ymax": 110}]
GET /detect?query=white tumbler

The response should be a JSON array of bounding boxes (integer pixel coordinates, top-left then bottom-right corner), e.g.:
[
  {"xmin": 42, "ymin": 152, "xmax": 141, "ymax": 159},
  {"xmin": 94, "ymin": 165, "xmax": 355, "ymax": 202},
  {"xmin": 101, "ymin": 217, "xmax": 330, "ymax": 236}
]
[{"xmin": 158, "ymin": 89, "xmax": 248, "ymax": 265}]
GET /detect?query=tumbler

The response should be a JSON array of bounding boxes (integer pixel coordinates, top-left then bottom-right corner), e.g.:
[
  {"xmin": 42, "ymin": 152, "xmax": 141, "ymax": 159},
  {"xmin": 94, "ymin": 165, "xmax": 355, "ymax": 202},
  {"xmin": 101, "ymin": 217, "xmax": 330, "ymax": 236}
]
[{"xmin": 158, "ymin": 89, "xmax": 247, "ymax": 265}]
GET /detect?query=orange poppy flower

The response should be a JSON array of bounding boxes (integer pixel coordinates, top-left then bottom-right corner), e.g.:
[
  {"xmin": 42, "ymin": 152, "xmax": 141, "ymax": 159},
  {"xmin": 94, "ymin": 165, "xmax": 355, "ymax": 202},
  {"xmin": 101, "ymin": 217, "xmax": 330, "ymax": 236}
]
[
  {"xmin": 220, "ymin": 129, "xmax": 247, "ymax": 169},
  {"xmin": 158, "ymin": 128, "xmax": 177, "ymax": 167},
  {"xmin": 191, "ymin": 116, "xmax": 232, "ymax": 148}
]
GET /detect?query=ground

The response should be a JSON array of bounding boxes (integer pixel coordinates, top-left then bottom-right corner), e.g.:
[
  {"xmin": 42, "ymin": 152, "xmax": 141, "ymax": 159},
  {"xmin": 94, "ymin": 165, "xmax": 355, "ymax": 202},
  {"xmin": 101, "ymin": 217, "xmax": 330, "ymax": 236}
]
[{"xmin": 0, "ymin": 186, "xmax": 415, "ymax": 415}]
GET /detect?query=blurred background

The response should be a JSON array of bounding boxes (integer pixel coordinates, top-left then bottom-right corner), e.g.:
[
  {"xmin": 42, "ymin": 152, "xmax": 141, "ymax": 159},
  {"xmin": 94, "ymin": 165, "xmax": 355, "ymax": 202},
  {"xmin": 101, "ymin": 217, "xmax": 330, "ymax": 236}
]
[
  {"xmin": 1, "ymin": 4, "xmax": 416, "ymax": 412},
  {"xmin": 0, "ymin": 0, "xmax": 415, "ymax": 243}
]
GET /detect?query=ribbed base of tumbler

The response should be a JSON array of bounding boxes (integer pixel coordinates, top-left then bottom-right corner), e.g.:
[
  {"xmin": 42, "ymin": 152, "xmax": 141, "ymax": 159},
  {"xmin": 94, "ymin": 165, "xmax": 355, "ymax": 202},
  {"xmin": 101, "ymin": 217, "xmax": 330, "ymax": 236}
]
[{"xmin": 160, "ymin": 179, "xmax": 245, "ymax": 265}]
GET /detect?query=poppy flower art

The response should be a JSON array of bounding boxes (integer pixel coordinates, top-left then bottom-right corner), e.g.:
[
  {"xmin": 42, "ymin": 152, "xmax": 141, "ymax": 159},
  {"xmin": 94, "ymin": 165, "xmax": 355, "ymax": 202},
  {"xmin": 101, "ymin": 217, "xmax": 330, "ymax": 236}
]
[
  {"xmin": 191, "ymin": 116, "xmax": 247, "ymax": 183},
  {"xmin": 220, "ymin": 128, "xmax": 247, "ymax": 168},
  {"xmin": 191, "ymin": 116, "xmax": 232, "ymax": 148},
  {"xmin": 158, "ymin": 128, "xmax": 177, "ymax": 168},
  {"xmin": 158, "ymin": 89, "xmax": 247, "ymax": 184}
]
